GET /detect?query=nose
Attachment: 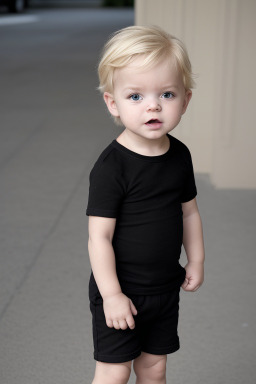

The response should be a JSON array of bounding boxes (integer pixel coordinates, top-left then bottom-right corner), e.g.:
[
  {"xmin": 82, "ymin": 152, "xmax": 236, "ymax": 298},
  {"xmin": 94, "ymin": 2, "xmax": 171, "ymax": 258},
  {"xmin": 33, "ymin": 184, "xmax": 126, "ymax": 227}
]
[{"xmin": 146, "ymin": 98, "xmax": 162, "ymax": 112}]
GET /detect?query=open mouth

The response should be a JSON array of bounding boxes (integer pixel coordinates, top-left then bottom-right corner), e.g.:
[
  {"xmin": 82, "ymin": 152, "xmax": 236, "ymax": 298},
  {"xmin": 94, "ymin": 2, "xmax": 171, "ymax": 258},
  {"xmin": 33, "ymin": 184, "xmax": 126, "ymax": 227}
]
[
  {"xmin": 145, "ymin": 119, "xmax": 162, "ymax": 129},
  {"xmin": 146, "ymin": 119, "xmax": 161, "ymax": 124}
]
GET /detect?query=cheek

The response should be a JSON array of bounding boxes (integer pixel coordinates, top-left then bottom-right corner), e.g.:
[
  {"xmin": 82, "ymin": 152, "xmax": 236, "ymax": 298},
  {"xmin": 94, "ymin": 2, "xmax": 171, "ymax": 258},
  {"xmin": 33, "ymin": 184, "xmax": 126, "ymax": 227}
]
[
  {"xmin": 120, "ymin": 105, "xmax": 140, "ymax": 119},
  {"xmin": 172, "ymin": 101, "xmax": 186, "ymax": 117}
]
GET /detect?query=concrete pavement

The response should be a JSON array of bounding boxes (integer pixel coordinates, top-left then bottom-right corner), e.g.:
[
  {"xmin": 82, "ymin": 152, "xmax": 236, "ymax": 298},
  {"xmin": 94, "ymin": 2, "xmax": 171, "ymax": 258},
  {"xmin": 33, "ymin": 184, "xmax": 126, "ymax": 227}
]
[{"xmin": 0, "ymin": 7, "xmax": 255, "ymax": 384}]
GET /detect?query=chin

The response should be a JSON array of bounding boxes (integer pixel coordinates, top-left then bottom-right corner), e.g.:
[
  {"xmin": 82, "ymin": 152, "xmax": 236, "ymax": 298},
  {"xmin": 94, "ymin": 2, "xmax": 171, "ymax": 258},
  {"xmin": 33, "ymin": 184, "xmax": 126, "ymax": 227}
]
[{"xmin": 145, "ymin": 131, "xmax": 167, "ymax": 139}]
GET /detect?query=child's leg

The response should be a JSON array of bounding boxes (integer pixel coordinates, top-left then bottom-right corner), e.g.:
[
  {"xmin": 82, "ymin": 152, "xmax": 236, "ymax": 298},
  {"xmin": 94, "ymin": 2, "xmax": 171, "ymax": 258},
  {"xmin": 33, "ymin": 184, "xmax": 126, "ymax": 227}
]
[
  {"xmin": 92, "ymin": 360, "xmax": 132, "ymax": 384},
  {"xmin": 133, "ymin": 352, "xmax": 167, "ymax": 384}
]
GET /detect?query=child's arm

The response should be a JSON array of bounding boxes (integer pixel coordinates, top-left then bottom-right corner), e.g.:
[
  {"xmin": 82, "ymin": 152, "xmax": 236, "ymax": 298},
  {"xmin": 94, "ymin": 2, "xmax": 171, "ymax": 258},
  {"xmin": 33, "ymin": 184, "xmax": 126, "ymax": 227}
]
[
  {"xmin": 88, "ymin": 216, "xmax": 137, "ymax": 330},
  {"xmin": 181, "ymin": 198, "xmax": 205, "ymax": 291}
]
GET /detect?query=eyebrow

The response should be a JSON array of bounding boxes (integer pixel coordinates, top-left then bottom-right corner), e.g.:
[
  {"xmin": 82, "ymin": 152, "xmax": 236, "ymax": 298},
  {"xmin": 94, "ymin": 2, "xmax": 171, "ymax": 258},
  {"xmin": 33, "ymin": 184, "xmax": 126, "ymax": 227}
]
[
  {"xmin": 123, "ymin": 85, "xmax": 180, "ymax": 92},
  {"xmin": 163, "ymin": 84, "xmax": 179, "ymax": 90},
  {"xmin": 123, "ymin": 87, "xmax": 142, "ymax": 92}
]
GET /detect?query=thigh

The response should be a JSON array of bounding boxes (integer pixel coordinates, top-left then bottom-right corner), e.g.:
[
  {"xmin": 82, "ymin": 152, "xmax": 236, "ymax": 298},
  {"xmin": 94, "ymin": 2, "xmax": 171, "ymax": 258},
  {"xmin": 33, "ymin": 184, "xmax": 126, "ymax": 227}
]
[
  {"xmin": 90, "ymin": 296, "xmax": 141, "ymax": 363},
  {"xmin": 134, "ymin": 352, "xmax": 167, "ymax": 368},
  {"xmin": 138, "ymin": 288, "xmax": 181, "ymax": 355},
  {"xmin": 133, "ymin": 352, "xmax": 167, "ymax": 380}
]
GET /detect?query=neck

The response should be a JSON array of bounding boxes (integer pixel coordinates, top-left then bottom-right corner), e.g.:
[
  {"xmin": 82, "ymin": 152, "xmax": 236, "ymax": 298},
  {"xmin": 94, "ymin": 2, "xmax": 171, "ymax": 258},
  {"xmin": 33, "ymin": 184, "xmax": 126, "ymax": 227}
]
[{"xmin": 117, "ymin": 130, "xmax": 170, "ymax": 156}]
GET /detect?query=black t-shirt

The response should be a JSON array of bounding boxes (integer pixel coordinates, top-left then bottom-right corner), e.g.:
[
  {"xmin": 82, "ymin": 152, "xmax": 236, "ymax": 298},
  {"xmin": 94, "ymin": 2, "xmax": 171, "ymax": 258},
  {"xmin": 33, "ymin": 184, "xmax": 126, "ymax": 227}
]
[{"xmin": 86, "ymin": 134, "xmax": 197, "ymax": 295}]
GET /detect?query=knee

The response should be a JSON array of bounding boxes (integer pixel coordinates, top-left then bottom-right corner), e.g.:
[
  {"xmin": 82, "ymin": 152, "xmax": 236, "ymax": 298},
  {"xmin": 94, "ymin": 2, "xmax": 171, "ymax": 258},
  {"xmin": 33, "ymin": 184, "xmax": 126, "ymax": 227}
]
[
  {"xmin": 93, "ymin": 361, "xmax": 131, "ymax": 384},
  {"xmin": 134, "ymin": 355, "xmax": 166, "ymax": 382},
  {"xmin": 148, "ymin": 358, "xmax": 166, "ymax": 382},
  {"xmin": 111, "ymin": 364, "xmax": 131, "ymax": 384}
]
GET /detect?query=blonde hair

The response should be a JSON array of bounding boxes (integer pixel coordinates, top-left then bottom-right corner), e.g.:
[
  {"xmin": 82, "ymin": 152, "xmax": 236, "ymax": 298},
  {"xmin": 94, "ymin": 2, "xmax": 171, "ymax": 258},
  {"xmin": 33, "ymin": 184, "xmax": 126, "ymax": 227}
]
[{"xmin": 98, "ymin": 25, "xmax": 195, "ymax": 95}]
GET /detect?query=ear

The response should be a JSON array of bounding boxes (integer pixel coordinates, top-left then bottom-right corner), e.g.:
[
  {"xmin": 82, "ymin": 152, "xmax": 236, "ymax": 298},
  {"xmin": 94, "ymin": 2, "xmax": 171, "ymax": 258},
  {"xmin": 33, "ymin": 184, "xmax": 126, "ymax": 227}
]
[
  {"xmin": 182, "ymin": 90, "xmax": 192, "ymax": 114},
  {"xmin": 103, "ymin": 92, "xmax": 120, "ymax": 117}
]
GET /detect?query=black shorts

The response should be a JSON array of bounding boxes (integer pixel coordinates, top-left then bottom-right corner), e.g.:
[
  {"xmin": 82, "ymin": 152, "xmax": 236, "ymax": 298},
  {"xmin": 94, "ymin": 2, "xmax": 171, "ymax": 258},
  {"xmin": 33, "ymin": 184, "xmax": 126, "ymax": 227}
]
[{"xmin": 89, "ymin": 284, "xmax": 181, "ymax": 363}]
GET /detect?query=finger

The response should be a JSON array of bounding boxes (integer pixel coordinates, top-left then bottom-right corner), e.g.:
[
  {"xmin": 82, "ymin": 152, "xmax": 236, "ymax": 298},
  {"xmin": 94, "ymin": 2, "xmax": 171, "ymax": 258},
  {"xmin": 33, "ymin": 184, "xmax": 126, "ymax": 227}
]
[
  {"xmin": 183, "ymin": 286, "xmax": 193, "ymax": 292},
  {"xmin": 126, "ymin": 314, "xmax": 135, "ymax": 330},
  {"xmin": 113, "ymin": 320, "xmax": 120, "ymax": 330},
  {"xmin": 181, "ymin": 278, "xmax": 189, "ymax": 289},
  {"xmin": 119, "ymin": 319, "xmax": 128, "ymax": 330},
  {"xmin": 106, "ymin": 319, "xmax": 113, "ymax": 328},
  {"xmin": 192, "ymin": 285, "xmax": 200, "ymax": 292},
  {"xmin": 130, "ymin": 300, "xmax": 137, "ymax": 316},
  {"xmin": 184, "ymin": 283, "xmax": 199, "ymax": 292}
]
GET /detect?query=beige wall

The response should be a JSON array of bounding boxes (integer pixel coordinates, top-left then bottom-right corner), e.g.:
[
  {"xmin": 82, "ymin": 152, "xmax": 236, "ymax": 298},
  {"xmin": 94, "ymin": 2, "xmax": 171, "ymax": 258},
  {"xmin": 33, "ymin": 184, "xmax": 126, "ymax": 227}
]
[{"xmin": 135, "ymin": 0, "xmax": 256, "ymax": 189}]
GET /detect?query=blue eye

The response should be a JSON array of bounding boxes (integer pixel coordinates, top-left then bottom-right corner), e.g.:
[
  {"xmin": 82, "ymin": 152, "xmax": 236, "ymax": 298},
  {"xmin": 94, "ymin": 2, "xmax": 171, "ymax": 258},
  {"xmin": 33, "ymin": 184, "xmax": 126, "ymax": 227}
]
[
  {"xmin": 130, "ymin": 94, "xmax": 142, "ymax": 101},
  {"xmin": 162, "ymin": 92, "xmax": 174, "ymax": 99}
]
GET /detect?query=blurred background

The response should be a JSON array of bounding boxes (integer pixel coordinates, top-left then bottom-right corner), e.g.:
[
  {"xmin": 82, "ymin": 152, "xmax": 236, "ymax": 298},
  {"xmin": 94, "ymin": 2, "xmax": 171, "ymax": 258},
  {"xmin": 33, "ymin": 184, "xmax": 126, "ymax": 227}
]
[
  {"xmin": 0, "ymin": 0, "xmax": 133, "ymax": 14},
  {"xmin": 0, "ymin": 1, "xmax": 255, "ymax": 383}
]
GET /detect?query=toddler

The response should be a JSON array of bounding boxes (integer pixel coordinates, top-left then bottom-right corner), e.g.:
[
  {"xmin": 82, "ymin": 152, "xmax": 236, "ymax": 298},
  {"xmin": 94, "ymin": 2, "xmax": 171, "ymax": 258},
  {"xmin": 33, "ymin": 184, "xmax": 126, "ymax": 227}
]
[{"xmin": 86, "ymin": 25, "xmax": 205, "ymax": 384}]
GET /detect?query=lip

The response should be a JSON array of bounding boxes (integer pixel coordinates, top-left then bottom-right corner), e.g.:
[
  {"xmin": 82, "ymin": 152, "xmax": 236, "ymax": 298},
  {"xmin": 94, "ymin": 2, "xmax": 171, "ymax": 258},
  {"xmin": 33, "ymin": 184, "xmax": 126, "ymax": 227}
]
[{"xmin": 145, "ymin": 119, "xmax": 162, "ymax": 129}]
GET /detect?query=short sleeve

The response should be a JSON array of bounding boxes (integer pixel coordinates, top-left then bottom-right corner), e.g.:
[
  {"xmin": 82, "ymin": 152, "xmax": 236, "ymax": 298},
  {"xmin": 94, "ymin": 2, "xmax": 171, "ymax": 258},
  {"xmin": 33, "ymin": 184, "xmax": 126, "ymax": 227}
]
[
  {"xmin": 180, "ymin": 148, "xmax": 197, "ymax": 203},
  {"xmin": 86, "ymin": 161, "xmax": 125, "ymax": 218}
]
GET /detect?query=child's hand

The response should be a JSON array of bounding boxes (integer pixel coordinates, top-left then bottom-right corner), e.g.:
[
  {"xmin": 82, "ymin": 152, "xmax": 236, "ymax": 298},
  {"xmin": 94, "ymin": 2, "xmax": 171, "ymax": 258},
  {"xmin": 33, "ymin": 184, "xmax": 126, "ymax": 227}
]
[
  {"xmin": 103, "ymin": 292, "xmax": 137, "ymax": 330},
  {"xmin": 181, "ymin": 262, "xmax": 204, "ymax": 292}
]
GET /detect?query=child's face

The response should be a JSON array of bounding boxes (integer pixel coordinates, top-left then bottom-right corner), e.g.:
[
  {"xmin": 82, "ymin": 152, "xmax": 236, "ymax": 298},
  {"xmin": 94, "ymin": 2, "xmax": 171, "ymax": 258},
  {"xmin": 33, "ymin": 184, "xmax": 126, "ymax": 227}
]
[{"xmin": 104, "ymin": 55, "xmax": 192, "ymax": 140}]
